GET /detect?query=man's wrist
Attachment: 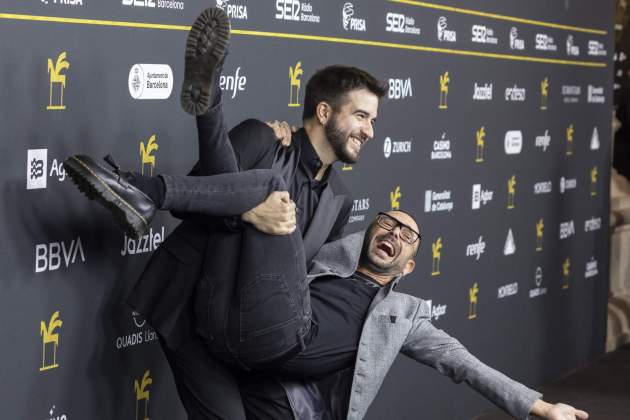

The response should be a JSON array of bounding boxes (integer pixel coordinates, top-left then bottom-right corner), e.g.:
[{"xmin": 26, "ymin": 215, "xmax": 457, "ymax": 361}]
[{"xmin": 530, "ymin": 399, "xmax": 552, "ymax": 417}]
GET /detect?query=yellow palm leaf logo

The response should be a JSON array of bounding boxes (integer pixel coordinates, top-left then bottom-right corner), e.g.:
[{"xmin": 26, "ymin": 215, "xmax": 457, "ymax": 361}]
[
  {"xmin": 468, "ymin": 282, "xmax": 479, "ymax": 319},
  {"xmin": 590, "ymin": 166, "xmax": 598, "ymax": 196},
  {"xmin": 431, "ymin": 237, "xmax": 442, "ymax": 276},
  {"xmin": 289, "ymin": 61, "xmax": 303, "ymax": 107},
  {"xmin": 540, "ymin": 77, "xmax": 549, "ymax": 110},
  {"xmin": 439, "ymin": 71, "xmax": 450, "ymax": 109},
  {"xmin": 562, "ymin": 258, "xmax": 571, "ymax": 289},
  {"xmin": 390, "ymin": 186, "xmax": 401, "ymax": 210},
  {"xmin": 40, "ymin": 311, "xmax": 62, "ymax": 371},
  {"xmin": 134, "ymin": 370, "xmax": 152, "ymax": 420},
  {"xmin": 140, "ymin": 135, "xmax": 159, "ymax": 176},
  {"xmin": 566, "ymin": 124, "xmax": 574, "ymax": 156},
  {"xmin": 507, "ymin": 175, "xmax": 516, "ymax": 209},
  {"xmin": 536, "ymin": 219, "xmax": 544, "ymax": 251},
  {"xmin": 47, "ymin": 52, "xmax": 70, "ymax": 110},
  {"xmin": 475, "ymin": 126, "xmax": 486, "ymax": 163}
]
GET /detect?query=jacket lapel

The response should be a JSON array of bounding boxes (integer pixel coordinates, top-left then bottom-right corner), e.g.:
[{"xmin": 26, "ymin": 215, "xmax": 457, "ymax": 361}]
[{"xmin": 302, "ymin": 186, "xmax": 344, "ymax": 262}]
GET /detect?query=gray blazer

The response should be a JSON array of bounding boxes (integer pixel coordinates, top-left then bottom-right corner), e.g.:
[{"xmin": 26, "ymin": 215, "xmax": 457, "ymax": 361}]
[{"xmin": 290, "ymin": 231, "xmax": 542, "ymax": 420}]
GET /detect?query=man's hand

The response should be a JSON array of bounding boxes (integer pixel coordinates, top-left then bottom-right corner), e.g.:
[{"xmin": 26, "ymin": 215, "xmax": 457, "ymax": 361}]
[
  {"xmin": 241, "ymin": 191, "xmax": 297, "ymax": 235},
  {"xmin": 266, "ymin": 120, "xmax": 296, "ymax": 147},
  {"xmin": 531, "ymin": 400, "xmax": 589, "ymax": 420}
]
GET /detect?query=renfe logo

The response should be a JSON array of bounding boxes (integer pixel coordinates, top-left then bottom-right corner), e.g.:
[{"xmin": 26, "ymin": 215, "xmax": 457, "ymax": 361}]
[{"xmin": 504, "ymin": 130, "xmax": 523, "ymax": 154}]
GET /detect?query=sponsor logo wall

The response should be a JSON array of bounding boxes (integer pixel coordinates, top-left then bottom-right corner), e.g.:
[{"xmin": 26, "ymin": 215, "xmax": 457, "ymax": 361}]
[{"xmin": 0, "ymin": 1, "xmax": 612, "ymax": 419}]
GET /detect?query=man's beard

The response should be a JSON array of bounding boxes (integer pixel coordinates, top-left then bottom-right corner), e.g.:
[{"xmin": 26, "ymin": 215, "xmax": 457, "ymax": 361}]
[{"xmin": 325, "ymin": 115, "xmax": 357, "ymax": 164}]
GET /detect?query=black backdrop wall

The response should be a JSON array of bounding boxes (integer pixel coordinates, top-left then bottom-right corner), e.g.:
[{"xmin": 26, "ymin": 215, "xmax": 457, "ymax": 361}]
[{"xmin": 0, "ymin": 1, "xmax": 613, "ymax": 419}]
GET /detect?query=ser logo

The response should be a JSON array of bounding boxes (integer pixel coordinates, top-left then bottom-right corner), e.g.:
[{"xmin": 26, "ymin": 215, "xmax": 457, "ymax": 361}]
[
  {"xmin": 386, "ymin": 12, "xmax": 421, "ymax": 35},
  {"xmin": 275, "ymin": 0, "xmax": 320, "ymax": 23},
  {"xmin": 35, "ymin": 236, "xmax": 86, "ymax": 273},
  {"xmin": 471, "ymin": 24, "xmax": 498, "ymax": 44},
  {"xmin": 122, "ymin": 0, "xmax": 184, "ymax": 10}
]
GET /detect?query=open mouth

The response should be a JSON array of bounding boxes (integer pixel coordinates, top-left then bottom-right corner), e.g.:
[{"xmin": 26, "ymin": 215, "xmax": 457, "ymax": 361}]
[{"xmin": 376, "ymin": 239, "xmax": 396, "ymax": 258}]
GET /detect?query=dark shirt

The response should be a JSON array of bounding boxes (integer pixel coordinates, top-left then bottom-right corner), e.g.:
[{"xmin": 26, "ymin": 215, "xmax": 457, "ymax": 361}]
[{"xmin": 280, "ymin": 271, "xmax": 382, "ymax": 379}]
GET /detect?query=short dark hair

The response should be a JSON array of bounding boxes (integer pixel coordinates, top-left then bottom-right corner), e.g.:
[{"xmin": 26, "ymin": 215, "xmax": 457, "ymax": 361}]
[{"xmin": 302, "ymin": 65, "xmax": 387, "ymax": 120}]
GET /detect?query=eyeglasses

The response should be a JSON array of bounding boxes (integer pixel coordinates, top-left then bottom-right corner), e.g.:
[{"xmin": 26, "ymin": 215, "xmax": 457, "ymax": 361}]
[{"xmin": 376, "ymin": 212, "xmax": 421, "ymax": 245}]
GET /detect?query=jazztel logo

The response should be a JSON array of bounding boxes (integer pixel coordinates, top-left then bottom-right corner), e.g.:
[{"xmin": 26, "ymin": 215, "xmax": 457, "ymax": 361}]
[
  {"xmin": 388, "ymin": 77, "xmax": 412, "ymax": 99},
  {"xmin": 439, "ymin": 71, "xmax": 449, "ymax": 109},
  {"xmin": 585, "ymin": 257, "xmax": 599, "ymax": 278},
  {"xmin": 349, "ymin": 198, "xmax": 369, "ymax": 223},
  {"xmin": 437, "ymin": 16, "xmax": 456, "ymax": 42},
  {"xmin": 591, "ymin": 166, "xmax": 598, "ymax": 196},
  {"xmin": 471, "ymin": 24, "xmax": 497, "ymax": 44},
  {"xmin": 431, "ymin": 237, "xmax": 442, "ymax": 276},
  {"xmin": 425, "ymin": 299, "xmax": 447, "ymax": 321},
  {"xmin": 507, "ymin": 175, "xmax": 516, "ymax": 209},
  {"xmin": 535, "ymin": 130, "xmax": 551, "ymax": 151},
  {"xmin": 559, "ymin": 220, "xmax": 575, "ymax": 240},
  {"xmin": 220, "ymin": 66, "xmax": 247, "ymax": 99},
  {"xmin": 566, "ymin": 124, "xmax": 574, "ymax": 156},
  {"xmin": 383, "ymin": 137, "xmax": 411, "ymax": 158},
  {"xmin": 534, "ymin": 181, "xmax": 552, "ymax": 195},
  {"xmin": 40, "ymin": 311, "xmax": 62, "ymax": 371},
  {"xmin": 509, "ymin": 27, "xmax": 525, "ymax": 50},
  {"xmin": 288, "ymin": 62, "xmax": 303, "ymax": 107},
  {"xmin": 432, "ymin": 132, "xmax": 452, "ymax": 160},
  {"xmin": 128, "ymin": 64, "xmax": 173, "ymax": 100},
  {"xmin": 591, "ymin": 127, "xmax": 600, "ymax": 150},
  {"xmin": 588, "ymin": 40, "xmax": 607, "ymax": 56},
  {"xmin": 390, "ymin": 186, "xmax": 401, "ymax": 210},
  {"xmin": 386, "ymin": 13, "xmax": 421, "ymax": 35},
  {"xmin": 504, "ymin": 130, "xmax": 523, "ymax": 154},
  {"xmin": 140, "ymin": 135, "xmax": 158, "ymax": 176},
  {"xmin": 562, "ymin": 85, "xmax": 581, "ymax": 104},
  {"xmin": 584, "ymin": 216, "xmax": 602, "ymax": 232},
  {"xmin": 472, "ymin": 82, "xmax": 492, "ymax": 101},
  {"xmin": 562, "ymin": 258, "xmax": 571, "ymax": 289},
  {"xmin": 134, "ymin": 370, "xmax": 152, "ymax": 420},
  {"xmin": 276, "ymin": 0, "xmax": 320, "ymax": 23},
  {"xmin": 566, "ymin": 35, "xmax": 580, "ymax": 56},
  {"xmin": 35, "ymin": 236, "xmax": 86, "ymax": 273},
  {"xmin": 123, "ymin": 0, "xmax": 184, "ymax": 10},
  {"xmin": 536, "ymin": 219, "xmax": 544, "ymax": 251},
  {"xmin": 471, "ymin": 184, "xmax": 493, "ymax": 209},
  {"xmin": 505, "ymin": 85, "xmax": 526, "ymax": 101},
  {"xmin": 121, "ymin": 226, "xmax": 164, "ymax": 256},
  {"xmin": 475, "ymin": 127, "xmax": 485, "ymax": 163},
  {"xmin": 560, "ymin": 176, "xmax": 577, "ymax": 193},
  {"xmin": 536, "ymin": 33, "xmax": 558, "ymax": 51},
  {"xmin": 465, "ymin": 236, "xmax": 485, "ymax": 260},
  {"xmin": 530, "ymin": 267, "xmax": 547, "ymax": 298},
  {"xmin": 47, "ymin": 52, "xmax": 69, "ymax": 110},
  {"xmin": 342, "ymin": 3, "xmax": 366, "ymax": 32},
  {"xmin": 540, "ymin": 77, "xmax": 549, "ymax": 110},
  {"xmin": 468, "ymin": 283, "xmax": 479, "ymax": 319},
  {"xmin": 498, "ymin": 282, "xmax": 518, "ymax": 299},
  {"xmin": 504, "ymin": 229, "xmax": 516, "ymax": 255},
  {"xmin": 587, "ymin": 85, "xmax": 605, "ymax": 104},
  {"xmin": 424, "ymin": 190, "xmax": 453, "ymax": 213},
  {"xmin": 217, "ymin": 0, "xmax": 248, "ymax": 20}
]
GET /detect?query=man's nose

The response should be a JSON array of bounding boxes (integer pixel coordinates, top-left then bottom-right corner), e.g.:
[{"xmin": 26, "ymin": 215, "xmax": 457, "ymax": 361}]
[{"xmin": 362, "ymin": 120, "xmax": 374, "ymax": 139}]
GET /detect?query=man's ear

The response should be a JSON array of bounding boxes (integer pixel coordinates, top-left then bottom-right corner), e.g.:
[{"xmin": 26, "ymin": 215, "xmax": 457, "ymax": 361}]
[
  {"xmin": 315, "ymin": 102, "xmax": 332, "ymax": 125},
  {"xmin": 402, "ymin": 259, "xmax": 416, "ymax": 276}
]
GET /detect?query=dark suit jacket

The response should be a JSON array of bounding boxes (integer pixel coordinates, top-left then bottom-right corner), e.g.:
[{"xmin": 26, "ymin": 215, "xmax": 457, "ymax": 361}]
[{"xmin": 127, "ymin": 119, "xmax": 353, "ymax": 350}]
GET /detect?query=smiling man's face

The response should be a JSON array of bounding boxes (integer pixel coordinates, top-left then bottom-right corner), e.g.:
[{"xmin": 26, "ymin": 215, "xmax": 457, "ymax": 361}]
[
  {"xmin": 358, "ymin": 211, "xmax": 419, "ymax": 278},
  {"xmin": 324, "ymin": 88, "xmax": 378, "ymax": 164}
]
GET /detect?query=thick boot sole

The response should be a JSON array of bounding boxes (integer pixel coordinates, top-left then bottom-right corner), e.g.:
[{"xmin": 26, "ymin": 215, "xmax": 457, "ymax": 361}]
[
  {"xmin": 64, "ymin": 155, "xmax": 150, "ymax": 239},
  {"xmin": 181, "ymin": 7, "xmax": 231, "ymax": 116}
]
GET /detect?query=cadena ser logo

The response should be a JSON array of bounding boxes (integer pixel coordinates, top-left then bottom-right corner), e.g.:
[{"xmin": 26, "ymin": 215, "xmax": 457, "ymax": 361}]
[
  {"xmin": 40, "ymin": 311, "xmax": 62, "ymax": 372},
  {"xmin": 471, "ymin": 24, "xmax": 497, "ymax": 44},
  {"xmin": 289, "ymin": 62, "xmax": 303, "ymax": 107},
  {"xmin": 134, "ymin": 370, "xmax": 152, "ymax": 420},
  {"xmin": 385, "ymin": 12, "xmax": 421, "ymax": 35},
  {"xmin": 47, "ymin": 52, "xmax": 69, "ymax": 111},
  {"xmin": 468, "ymin": 282, "xmax": 479, "ymax": 319},
  {"xmin": 388, "ymin": 77, "xmax": 413, "ymax": 99},
  {"xmin": 342, "ymin": 3, "xmax": 366, "ymax": 32},
  {"xmin": 504, "ymin": 130, "xmax": 522, "ymax": 154},
  {"xmin": 439, "ymin": 71, "xmax": 449, "ymax": 109},
  {"xmin": 128, "ymin": 64, "xmax": 173, "ymax": 100},
  {"xmin": 35, "ymin": 236, "xmax": 86, "ymax": 273},
  {"xmin": 437, "ymin": 16, "xmax": 456, "ymax": 42},
  {"xmin": 26, "ymin": 149, "xmax": 67, "ymax": 190},
  {"xmin": 509, "ymin": 27, "xmax": 525, "ymax": 50},
  {"xmin": 390, "ymin": 186, "xmax": 402, "ymax": 210},
  {"xmin": 122, "ymin": 0, "xmax": 184, "ymax": 10},
  {"xmin": 540, "ymin": 77, "xmax": 549, "ymax": 110},
  {"xmin": 275, "ymin": 0, "xmax": 320, "ymax": 23},
  {"xmin": 140, "ymin": 135, "xmax": 158, "ymax": 176},
  {"xmin": 431, "ymin": 237, "xmax": 442, "ymax": 276},
  {"xmin": 216, "ymin": 0, "xmax": 248, "ymax": 20}
]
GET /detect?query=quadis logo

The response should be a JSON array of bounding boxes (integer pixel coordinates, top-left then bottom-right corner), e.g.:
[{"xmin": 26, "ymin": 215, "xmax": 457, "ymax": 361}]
[
  {"xmin": 509, "ymin": 27, "xmax": 525, "ymax": 50},
  {"xmin": 437, "ymin": 16, "xmax": 456, "ymax": 42},
  {"xmin": 128, "ymin": 64, "xmax": 173, "ymax": 100},
  {"xmin": 220, "ymin": 66, "xmax": 247, "ymax": 99},
  {"xmin": 536, "ymin": 33, "xmax": 557, "ymax": 51},
  {"xmin": 566, "ymin": 35, "xmax": 580, "ymax": 56},
  {"xmin": 383, "ymin": 137, "xmax": 412, "ymax": 158},
  {"xmin": 276, "ymin": 0, "xmax": 320, "ymax": 23},
  {"xmin": 424, "ymin": 300, "xmax": 447, "ymax": 321},
  {"xmin": 535, "ymin": 130, "xmax": 551, "ymax": 151},
  {"xmin": 115, "ymin": 311, "xmax": 158, "ymax": 350},
  {"xmin": 388, "ymin": 77, "xmax": 412, "ymax": 99},
  {"xmin": 217, "ymin": 0, "xmax": 248, "ymax": 20},
  {"xmin": 585, "ymin": 257, "xmax": 598, "ymax": 278},
  {"xmin": 588, "ymin": 40, "xmax": 607, "ymax": 56},
  {"xmin": 35, "ymin": 236, "xmax": 85, "ymax": 273},
  {"xmin": 471, "ymin": 184, "xmax": 493, "ymax": 209},
  {"xmin": 386, "ymin": 13, "xmax": 421, "ymax": 35},
  {"xmin": 349, "ymin": 198, "xmax": 369, "ymax": 223},
  {"xmin": 431, "ymin": 132, "xmax": 452, "ymax": 160},
  {"xmin": 472, "ymin": 82, "xmax": 492, "ymax": 100},
  {"xmin": 342, "ymin": 3, "xmax": 366, "ymax": 32},
  {"xmin": 471, "ymin": 24, "xmax": 497, "ymax": 44},
  {"xmin": 587, "ymin": 85, "xmax": 605, "ymax": 103},
  {"xmin": 424, "ymin": 190, "xmax": 453, "ymax": 213},
  {"xmin": 465, "ymin": 236, "xmax": 485, "ymax": 260},
  {"xmin": 121, "ymin": 226, "xmax": 164, "ymax": 256},
  {"xmin": 529, "ymin": 267, "xmax": 547, "ymax": 298},
  {"xmin": 497, "ymin": 282, "xmax": 518, "ymax": 299},
  {"xmin": 122, "ymin": 0, "xmax": 184, "ymax": 10}
]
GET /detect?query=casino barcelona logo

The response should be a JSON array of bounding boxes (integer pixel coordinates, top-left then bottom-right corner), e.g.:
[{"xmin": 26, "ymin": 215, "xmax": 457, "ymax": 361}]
[
  {"xmin": 475, "ymin": 126, "xmax": 486, "ymax": 163},
  {"xmin": 431, "ymin": 237, "xmax": 442, "ymax": 276},
  {"xmin": 468, "ymin": 282, "xmax": 479, "ymax": 320},
  {"xmin": 134, "ymin": 370, "xmax": 152, "ymax": 420},
  {"xmin": 288, "ymin": 61, "xmax": 303, "ymax": 107},
  {"xmin": 47, "ymin": 52, "xmax": 70, "ymax": 111},
  {"xmin": 439, "ymin": 71, "xmax": 450, "ymax": 109},
  {"xmin": 40, "ymin": 311, "xmax": 62, "ymax": 372},
  {"xmin": 140, "ymin": 135, "xmax": 159, "ymax": 176}
]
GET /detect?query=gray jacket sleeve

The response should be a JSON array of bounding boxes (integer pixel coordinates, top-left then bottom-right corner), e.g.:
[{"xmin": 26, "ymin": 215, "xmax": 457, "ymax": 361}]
[{"xmin": 400, "ymin": 303, "xmax": 542, "ymax": 419}]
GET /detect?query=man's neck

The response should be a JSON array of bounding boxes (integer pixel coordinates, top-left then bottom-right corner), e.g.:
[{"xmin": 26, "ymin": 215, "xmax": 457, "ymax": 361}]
[
  {"xmin": 304, "ymin": 119, "xmax": 336, "ymax": 180},
  {"xmin": 356, "ymin": 266, "xmax": 396, "ymax": 286}
]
